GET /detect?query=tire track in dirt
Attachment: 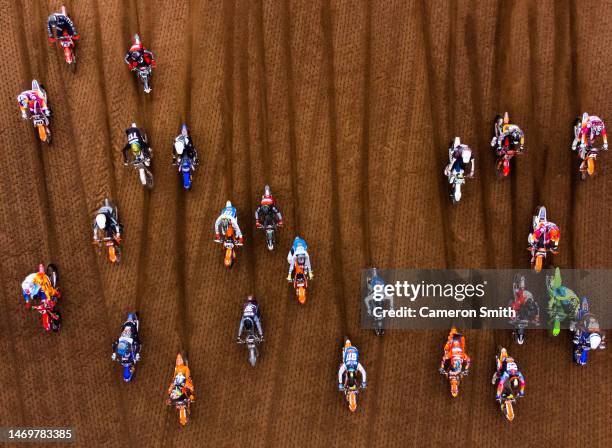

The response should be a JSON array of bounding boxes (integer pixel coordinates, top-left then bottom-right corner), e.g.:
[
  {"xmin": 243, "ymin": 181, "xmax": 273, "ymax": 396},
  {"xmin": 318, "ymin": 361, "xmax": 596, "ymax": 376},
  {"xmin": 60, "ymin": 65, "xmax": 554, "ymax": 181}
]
[
  {"xmin": 14, "ymin": 0, "xmax": 56, "ymax": 262},
  {"xmin": 526, "ymin": 2, "xmax": 546, "ymax": 216},
  {"xmin": 565, "ymin": 0, "xmax": 580, "ymax": 268},
  {"xmin": 464, "ymin": 15, "xmax": 495, "ymax": 269},
  {"xmin": 321, "ymin": 1, "xmax": 349, "ymax": 337},
  {"xmin": 261, "ymin": 4, "xmax": 304, "ymax": 444},
  {"xmin": 221, "ymin": 0, "xmax": 236, "ymax": 200},
  {"xmin": 417, "ymin": 0, "xmax": 453, "ymax": 269},
  {"xmin": 279, "ymin": 0, "xmax": 301, "ymax": 231},
  {"xmin": 172, "ymin": 0, "xmax": 194, "ymax": 354},
  {"xmin": 254, "ymin": 0, "xmax": 272, "ymax": 184},
  {"xmin": 237, "ymin": 2, "xmax": 257, "ymax": 294},
  {"xmin": 89, "ymin": 0, "xmax": 121, "ymax": 202},
  {"xmin": 125, "ymin": 1, "xmax": 152, "ymax": 313}
]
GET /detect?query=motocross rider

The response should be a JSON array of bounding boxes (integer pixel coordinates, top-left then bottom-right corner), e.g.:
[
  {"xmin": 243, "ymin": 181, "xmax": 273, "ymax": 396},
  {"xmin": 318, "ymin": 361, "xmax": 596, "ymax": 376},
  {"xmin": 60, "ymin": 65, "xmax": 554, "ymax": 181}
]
[
  {"xmin": 166, "ymin": 362, "xmax": 195, "ymax": 405},
  {"xmin": 124, "ymin": 34, "xmax": 156, "ymax": 72},
  {"xmin": 444, "ymin": 137, "xmax": 474, "ymax": 179},
  {"xmin": 21, "ymin": 264, "xmax": 60, "ymax": 308},
  {"xmin": 122, "ymin": 123, "xmax": 152, "ymax": 166},
  {"xmin": 287, "ymin": 236, "xmax": 313, "ymax": 281},
  {"xmin": 237, "ymin": 295, "xmax": 264, "ymax": 341},
  {"xmin": 509, "ymin": 275, "xmax": 540, "ymax": 324},
  {"xmin": 47, "ymin": 9, "xmax": 79, "ymax": 42},
  {"xmin": 338, "ymin": 339, "xmax": 367, "ymax": 391},
  {"xmin": 111, "ymin": 315, "xmax": 141, "ymax": 363},
  {"xmin": 254, "ymin": 185, "xmax": 283, "ymax": 229},
  {"xmin": 547, "ymin": 268, "xmax": 580, "ymax": 334},
  {"xmin": 572, "ymin": 297, "xmax": 606, "ymax": 353},
  {"xmin": 439, "ymin": 327, "xmax": 471, "ymax": 375},
  {"xmin": 93, "ymin": 200, "xmax": 123, "ymax": 243},
  {"xmin": 214, "ymin": 200, "xmax": 244, "ymax": 244},
  {"xmin": 572, "ymin": 112, "xmax": 608, "ymax": 172},
  {"xmin": 528, "ymin": 208, "xmax": 560, "ymax": 261},
  {"xmin": 573, "ymin": 112, "xmax": 608, "ymax": 151},
  {"xmin": 492, "ymin": 348, "xmax": 525, "ymax": 402},
  {"xmin": 17, "ymin": 80, "xmax": 51, "ymax": 120},
  {"xmin": 491, "ymin": 112, "xmax": 524, "ymax": 155},
  {"xmin": 364, "ymin": 268, "xmax": 394, "ymax": 317},
  {"xmin": 172, "ymin": 125, "xmax": 199, "ymax": 167}
]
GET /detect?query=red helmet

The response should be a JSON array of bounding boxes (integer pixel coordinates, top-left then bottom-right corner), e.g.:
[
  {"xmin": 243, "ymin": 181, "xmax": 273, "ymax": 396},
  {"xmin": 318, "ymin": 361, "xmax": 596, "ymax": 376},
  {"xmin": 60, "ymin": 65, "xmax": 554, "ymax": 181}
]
[
  {"xmin": 549, "ymin": 227, "xmax": 560, "ymax": 243},
  {"xmin": 261, "ymin": 185, "xmax": 274, "ymax": 206}
]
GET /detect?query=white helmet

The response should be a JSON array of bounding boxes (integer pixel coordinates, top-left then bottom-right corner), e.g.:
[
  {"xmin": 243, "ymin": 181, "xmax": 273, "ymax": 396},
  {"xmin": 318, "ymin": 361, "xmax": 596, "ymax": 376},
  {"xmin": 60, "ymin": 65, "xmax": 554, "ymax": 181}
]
[
  {"xmin": 461, "ymin": 147, "xmax": 472, "ymax": 164},
  {"xmin": 589, "ymin": 333, "xmax": 602, "ymax": 350},
  {"xmin": 453, "ymin": 137, "xmax": 461, "ymax": 148},
  {"xmin": 96, "ymin": 213, "xmax": 107, "ymax": 229},
  {"xmin": 175, "ymin": 139, "xmax": 184, "ymax": 155},
  {"xmin": 226, "ymin": 200, "xmax": 232, "ymax": 208}
]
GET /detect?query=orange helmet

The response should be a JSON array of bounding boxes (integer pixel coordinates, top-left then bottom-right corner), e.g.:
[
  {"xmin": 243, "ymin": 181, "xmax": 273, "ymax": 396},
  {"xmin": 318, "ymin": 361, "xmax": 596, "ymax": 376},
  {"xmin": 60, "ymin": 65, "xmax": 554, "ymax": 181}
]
[{"xmin": 549, "ymin": 227, "xmax": 560, "ymax": 243}]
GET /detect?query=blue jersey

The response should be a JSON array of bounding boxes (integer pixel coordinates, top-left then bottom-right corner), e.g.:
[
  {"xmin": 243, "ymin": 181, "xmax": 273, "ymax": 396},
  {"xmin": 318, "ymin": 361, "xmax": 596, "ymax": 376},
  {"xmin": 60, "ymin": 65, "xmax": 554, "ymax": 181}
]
[
  {"xmin": 344, "ymin": 346, "xmax": 359, "ymax": 371},
  {"xmin": 220, "ymin": 206, "xmax": 237, "ymax": 218}
]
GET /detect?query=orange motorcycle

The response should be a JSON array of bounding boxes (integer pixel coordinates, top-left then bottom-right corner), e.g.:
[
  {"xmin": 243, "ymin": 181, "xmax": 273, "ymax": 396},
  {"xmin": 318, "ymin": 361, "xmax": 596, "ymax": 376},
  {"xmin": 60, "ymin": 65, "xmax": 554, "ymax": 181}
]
[
  {"xmin": 219, "ymin": 220, "xmax": 241, "ymax": 268},
  {"xmin": 440, "ymin": 359, "xmax": 467, "ymax": 398},
  {"xmin": 292, "ymin": 263, "xmax": 308, "ymax": 304},
  {"xmin": 94, "ymin": 232, "xmax": 121, "ymax": 264},
  {"xmin": 167, "ymin": 354, "xmax": 194, "ymax": 426}
]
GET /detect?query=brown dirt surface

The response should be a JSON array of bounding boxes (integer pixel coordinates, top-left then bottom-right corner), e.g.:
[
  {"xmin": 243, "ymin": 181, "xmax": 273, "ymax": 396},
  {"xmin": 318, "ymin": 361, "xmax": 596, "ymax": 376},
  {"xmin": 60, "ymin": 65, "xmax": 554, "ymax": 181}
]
[{"xmin": 1, "ymin": 0, "xmax": 611, "ymax": 447}]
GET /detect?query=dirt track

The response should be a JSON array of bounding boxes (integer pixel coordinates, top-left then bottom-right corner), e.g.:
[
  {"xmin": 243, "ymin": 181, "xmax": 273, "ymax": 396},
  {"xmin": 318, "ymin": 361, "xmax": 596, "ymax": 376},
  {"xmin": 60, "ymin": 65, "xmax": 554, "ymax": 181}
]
[{"xmin": 1, "ymin": 0, "xmax": 611, "ymax": 446}]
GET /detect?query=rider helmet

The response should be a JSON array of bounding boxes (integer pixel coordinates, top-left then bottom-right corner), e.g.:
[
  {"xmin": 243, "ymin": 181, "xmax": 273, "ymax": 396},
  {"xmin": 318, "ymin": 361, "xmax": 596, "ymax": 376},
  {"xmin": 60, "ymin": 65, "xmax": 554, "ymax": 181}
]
[
  {"xmin": 461, "ymin": 147, "xmax": 472, "ymax": 164},
  {"xmin": 261, "ymin": 185, "xmax": 274, "ymax": 206},
  {"xmin": 549, "ymin": 227, "xmax": 560, "ymax": 244},
  {"xmin": 17, "ymin": 94, "xmax": 28, "ymax": 108}
]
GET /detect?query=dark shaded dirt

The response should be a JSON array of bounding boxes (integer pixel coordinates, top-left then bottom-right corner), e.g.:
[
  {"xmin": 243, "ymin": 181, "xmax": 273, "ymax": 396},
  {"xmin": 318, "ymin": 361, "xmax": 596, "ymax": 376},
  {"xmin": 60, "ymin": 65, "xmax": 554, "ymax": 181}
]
[{"xmin": 0, "ymin": 0, "xmax": 611, "ymax": 446}]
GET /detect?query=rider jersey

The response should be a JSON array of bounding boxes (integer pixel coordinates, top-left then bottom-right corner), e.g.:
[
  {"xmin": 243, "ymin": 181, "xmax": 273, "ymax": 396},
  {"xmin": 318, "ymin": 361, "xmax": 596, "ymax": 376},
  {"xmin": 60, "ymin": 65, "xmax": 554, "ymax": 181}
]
[
  {"xmin": 126, "ymin": 128, "xmax": 144, "ymax": 145},
  {"xmin": 243, "ymin": 302, "xmax": 258, "ymax": 317},
  {"xmin": 343, "ymin": 347, "xmax": 359, "ymax": 371}
]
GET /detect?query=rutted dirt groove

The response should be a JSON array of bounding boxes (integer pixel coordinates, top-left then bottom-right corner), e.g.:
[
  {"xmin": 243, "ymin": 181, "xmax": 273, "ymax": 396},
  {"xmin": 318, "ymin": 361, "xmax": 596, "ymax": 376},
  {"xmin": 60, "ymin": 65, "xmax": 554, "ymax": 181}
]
[{"xmin": 1, "ymin": 1, "xmax": 611, "ymax": 447}]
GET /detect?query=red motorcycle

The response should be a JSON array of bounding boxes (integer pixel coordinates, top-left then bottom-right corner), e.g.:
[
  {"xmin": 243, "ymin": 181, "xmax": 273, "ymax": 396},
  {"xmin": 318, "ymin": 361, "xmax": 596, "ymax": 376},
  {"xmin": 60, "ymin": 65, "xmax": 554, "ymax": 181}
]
[
  {"xmin": 31, "ymin": 264, "xmax": 61, "ymax": 333},
  {"xmin": 496, "ymin": 142, "xmax": 522, "ymax": 178},
  {"xmin": 33, "ymin": 300, "xmax": 61, "ymax": 333},
  {"xmin": 51, "ymin": 7, "xmax": 77, "ymax": 70}
]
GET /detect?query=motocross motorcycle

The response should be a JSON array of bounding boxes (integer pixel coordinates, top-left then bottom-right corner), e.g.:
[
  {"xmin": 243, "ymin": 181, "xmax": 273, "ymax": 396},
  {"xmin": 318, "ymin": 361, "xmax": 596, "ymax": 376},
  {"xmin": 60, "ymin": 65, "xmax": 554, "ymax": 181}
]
[
  {"xmin": 113, "ymin": 312, "xmax": 140, "ymax": 382},
  {"xmin": 219, "ymin": 220, "xmax": 241, "ymax": 268},
  {"xmin": 498, "ymin": 383, "xmax": 518, "ymax": 421},
  {"xmin": 448, "ymin": 168, "xmax": 466, "ymax": 204},
  {"xmin": 168, "ymin": 354, "xmax": 192, "ymax": 426},
  {"xmin": 292, "ymin": 261, "xmax": 308, "ymax": 304},
  {"xmin": 32, "ymin": 264, "xmax": 61, "ymax": 333},
  {"xmin": 441, "ymin": 360, "xmax": 467, "ymax": 398},
  {"xmin": 94, "ymin": 231, "xmax": 121, "ymax": 264},
  {"xmin": 529, "ymin": 206, "xmax": 549, "ymax": 273},
  {"xmin": 341, "ymin": 370, "xmax": 362, "ymax": 413},
  {"xmin": 237, "ymin": 318, "xmax": 262, "ymax": 367},
  {"xmin": 53, "ymin": 7, "xmax": 77, "ymax": 69},
  {"xmin": 174, "ymin": 124, "xmax": 196, "ymax": 190},
  {"xmin": 27, "ymin": 80, "xmax": 52, "ymax": 144},
  {"xmin": 130, "ymin": 34, "xmax": 153, "ymax": 93},
  {"xmin": 130, "ymin": 152, "xmax": 154, "ymax": 189}
]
